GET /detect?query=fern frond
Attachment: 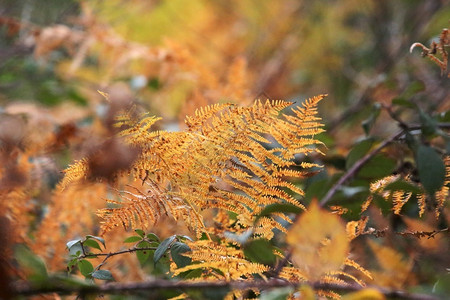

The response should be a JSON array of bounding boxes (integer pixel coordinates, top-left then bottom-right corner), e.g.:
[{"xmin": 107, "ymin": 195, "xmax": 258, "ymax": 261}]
[
  {"xmin": 344, "ymin": 258, "xmax": 373, "ymax": 280},
  {"xmin": 60, "ymin": 96, "xmax": 326, "ymax": 236},
  {"xmin": 58, "ymin": 158, "xmax": 89, "ymax": 190},
  {"xmin": 172, "ymin": 240, "xmax": 269, "ymax": 281}
]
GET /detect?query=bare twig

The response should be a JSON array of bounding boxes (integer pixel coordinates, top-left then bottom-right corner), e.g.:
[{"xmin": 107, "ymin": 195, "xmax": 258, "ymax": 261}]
[
  {"xmin": 12, "ymin": 278, "xmax": 440, "ymax": 300},
  {"xmin": 79, "ymin": 246, "xmax": 158, "ymax": 260},
  {"xmin": 396, "ymin": 228, "xmax": 449, "ymax": 239}
]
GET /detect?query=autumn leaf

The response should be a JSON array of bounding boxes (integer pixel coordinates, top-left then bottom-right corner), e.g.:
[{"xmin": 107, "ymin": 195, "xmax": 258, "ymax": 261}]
[{"xmin": 286, "ymin": 200, "xmax": 349, "ymax": 281}]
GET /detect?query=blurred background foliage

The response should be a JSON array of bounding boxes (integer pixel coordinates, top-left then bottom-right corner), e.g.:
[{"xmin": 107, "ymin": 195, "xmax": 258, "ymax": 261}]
[{"xmin": 0, "ymin": 0, "xmax": 449, "ymax": 298}]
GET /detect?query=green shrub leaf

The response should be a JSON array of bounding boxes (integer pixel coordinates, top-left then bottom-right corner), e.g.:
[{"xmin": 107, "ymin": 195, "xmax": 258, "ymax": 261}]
[
  {"xmin": 154, "ymin": 235, "xmax": 176, "ymax": 265},
  {"xmin": 171, "ymin": 242, "xmax": 191, "ymax": 268},
  {"xmin": 416, "ymin": 145, "xmax": 446, "ymax": 195},
  {"xmin": 77, "ymin": 259, "xmax": 94, "ymax": 277},
  {"xmin": 91, "ymin": 269, "xmax": 114, "ymax": 281}
]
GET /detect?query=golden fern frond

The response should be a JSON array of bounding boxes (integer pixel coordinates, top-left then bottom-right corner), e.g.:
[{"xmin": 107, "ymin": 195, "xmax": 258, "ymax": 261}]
[
  {"xmin": 97, "ymin": 181, "xmax": 206, "ymax": 236},
  {"xmin": 172, "ymin": 240, "xmax": 269, "ymax": 281},
  {"xmin": 279, "ymin": 267, "xmax": 308, "ymax": 282},
  {"xmin": 60, "ymin": 96, "xmax": 326, "ymax": 237},
  {"xmin": 57, "ymin": 158, "xmax": 89, "ymax": 190},
  {"xmin": 185, "ymin": 103, "xmax": 231, "ymax": 131},
  {"xmin": 344, "ymin": 258, "xmax": 373, "ymax": 280},
  {"xmin": 435, "ymin": 156, "xmax": 450, "ymax": 217}
]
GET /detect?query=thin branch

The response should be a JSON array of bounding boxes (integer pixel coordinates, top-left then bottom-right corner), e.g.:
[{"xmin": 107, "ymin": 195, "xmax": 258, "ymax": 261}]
[
  {"xmin": 79, "ymin": 247, "xmax": 157, "ymax": 259},
  {"xmin": 12, "ymin": 278, "xmax": 440, "ymax": 300},
  {"xmin": 360, "ymin": 227, "xmax": 449, "ymax": 239},
  {"xmin": 396, "ymin": 228, "xmax": 449, "ymax": 239},
  {"xmin": 319, "ymin": 123, "xmax": 450, "ymax": 207},
  {"xmin": 319, "ymin": 130, "xmax": 403, "ymax": 207}
]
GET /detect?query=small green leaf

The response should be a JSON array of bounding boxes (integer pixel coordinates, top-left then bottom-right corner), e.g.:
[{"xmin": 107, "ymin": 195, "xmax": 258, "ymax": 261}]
[
  {"xmin": 83, "ymin": 239, "xmax": 102, "ymax": 252},
  {"xmin": 124, "ymin": 236, "xmax": 143, "ymax": 243},
  {"xmin": 154, "ymin": 235, "xmax": 176, "ymax": 265},
  {"xmin": 135, "ymin": 229, "xmax": 145, "ymax": 238},
  {"xmin": 181, "ymin": 268, "xmax": 203, "ymax": 279},
  {"xmin": 146, "ymin": 233, "xmax": 160, "ymax": 242},
  {"xmin": 260, "ymin": 287, "xmax": 295, "ymax": 300},
  {"xmin": 15, "ymin": 245, "xmax": 48, "ymax": 281},
  {"xmin": 244, "ymin": 239, "xmax": 276, "ymax": 265},
  {"xmin": 77, "ymin": 259, "xmax": 94, "ymax": 277},
  {"xmin": 170, "ymin": 242, "xmax": 191, "ymax": 268},
  {"xmin": 358, "ymin": 154, "xmax": 396, "ymax": 179},
  {"xmin": 346, "ymin": 138, "xmax": 375, "ymax": 170},
  {"xmin": 68, "ymin": 242, "xmax": 84, "ymax": 257},
  {"xmin": 419, "ymin": 109, "xmax": 438, "ymax": 137},
  {"xmin": 66, "ymin": 239, "xmax": 82, "ymax": 250},
  {"xmin": 392, "ymin": 97, "xmax": 415, "ymax": 108},
  {"xmin": 416, "ymin": 145, "xmax": 446, "ymax": 195},
  {"xmin": 91, "ymin": 269, "xmax": 114, "ymax": 281},
  {"xmin": 403, "ymin": 80, "xmax": 425, "ymax": 98},
  {"xmin": 136, "ymin": 241, "xmax": 152, "ymax": 265},
  {"xmin": 362, "ymin": 103, "xmax": 381, "ymax": 135},
  {"xmin": 85, "ymin": 235, "xmax": 106, "ymax": 249}
]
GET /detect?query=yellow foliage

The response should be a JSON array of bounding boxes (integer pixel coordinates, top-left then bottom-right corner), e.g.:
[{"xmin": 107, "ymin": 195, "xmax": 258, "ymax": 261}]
[
  {"xmin": 61, "ymin": 95, "xmax": 326, "ymax": 238},
  {"xmin": 287, "ymin": 200, "xmax": 349, "ymax": 281},
  {"xmin": 341, "ymin": 288, "xmax": 385, "ymax": 300},
  {"xmin": 172, "ymin": 240, "xmax": 269, "ymax": 281},
  {"xmin": 367, "ymin": 240, "xmax": 413, "ymax": 289}
]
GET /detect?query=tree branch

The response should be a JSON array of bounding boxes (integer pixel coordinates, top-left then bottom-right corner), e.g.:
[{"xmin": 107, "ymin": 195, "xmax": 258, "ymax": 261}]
[
  {"xmin": 79, "ymin": 246, "xmax": 158, "ymax": 259},
  {"xmin": 12, "ymin": 278, "xmax": 440, "ymax": 300}
]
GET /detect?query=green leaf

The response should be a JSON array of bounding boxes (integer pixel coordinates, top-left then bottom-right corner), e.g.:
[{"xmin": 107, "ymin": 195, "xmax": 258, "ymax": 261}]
[
  {"xmin": 91, "ymin": 269, "xmax": 114, "ymax": 281},
  {"xmin": 260, "ymin": 287, "xmax": 295, "ymax": 300},
  {"xmin": 244, "ymin": 239, "xmax": 276, "ymax": 265},
  {"xmin": 419, "ymin": 109, "xmax": 438, "ymax": 137},
  {"xmin": 256, "ymin": 203, "xmax": 303, "ymax": 223},
  {"xmin": 362, "ymin": 103, "xmax": 381, "ymax": 135},
  {"xmin": 77, "ymin": 259, "xmax": 94, "ymax": 277},
  {"xmin": 170, "ymin": 242, "xmax": 191, "ymax": 268},
  {"xmin": 181, "ymin": 268, "xmax": 203, "ymax": 279},
  {"xmin": 146, "ymin": 233, "xmax": 160, "ymax": 242},
  {"xmin": 83, "ymin": 239, "xmax": 102, "ymax": 252},
  {"xmin": 416, "ymin": 145, "xmax": 446, "ymax": 195},
  {"xmin": 403, "ymin": 80, "xmax": 425, "ymax": 98},
  {"xmin": 346, "ymin": 138, "xmax": 374, "ymax": 170},
  {"xmin": 15, "ymin": 245, "xmax": 48, "ymax": 282},
  {"xmin": 135, "ymin": 229, "xmax": 145, "ymax": 238},
  {"xmin": 66, "ymin": 239, "xmax": 82, "ymax": 250},
  {"xmin": 136, "ymin": 241, "xmax": 152, "ymax": 265},
  {"xmin": 85, "ymin": 235, "xmax": 106, "ymax": 249},
  {"xmin": 154, "ymin": 235, "xmax": 176, "ymax": 265},
  {"xmin": 124, "ymin": 236, "xmax": 143, "ymax": 243},
  {"xmin": 392, "ymin": 97, "xmax": 415, "ymax": 108},
  {"xmin": 357, "ymin": 154, "xmax": 396, "ymax": 179}
]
